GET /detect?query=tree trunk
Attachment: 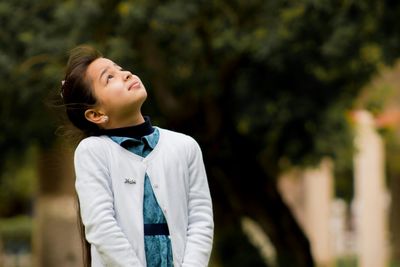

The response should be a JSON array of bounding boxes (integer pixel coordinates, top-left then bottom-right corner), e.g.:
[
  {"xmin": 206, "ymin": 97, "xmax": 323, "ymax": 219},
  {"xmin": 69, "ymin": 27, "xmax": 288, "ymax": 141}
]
[
  {"xmin": 214, "ymin": 217, "xmax": 270, "ymax": 266},
  {"xmin": 208, "ymin": 149, "xmax": 315, "ymax": 267},
  {"xmin": 33, "ymin": 140, "xmax": 83, "ymax": 267}
]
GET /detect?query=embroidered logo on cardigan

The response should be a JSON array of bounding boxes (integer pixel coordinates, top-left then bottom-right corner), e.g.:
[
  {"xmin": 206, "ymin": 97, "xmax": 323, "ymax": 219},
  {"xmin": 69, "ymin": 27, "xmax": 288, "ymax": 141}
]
[{"xmin": 124, "ymin": 178, "xmax": 136, "ymax": 184}]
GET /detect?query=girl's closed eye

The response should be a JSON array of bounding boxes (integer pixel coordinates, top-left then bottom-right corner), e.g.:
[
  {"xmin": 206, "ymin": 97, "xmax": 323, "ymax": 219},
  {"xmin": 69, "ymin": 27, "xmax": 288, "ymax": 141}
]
[{"xmin": 106, "ymin": 74, "xmax": 114, "ymax": 83}]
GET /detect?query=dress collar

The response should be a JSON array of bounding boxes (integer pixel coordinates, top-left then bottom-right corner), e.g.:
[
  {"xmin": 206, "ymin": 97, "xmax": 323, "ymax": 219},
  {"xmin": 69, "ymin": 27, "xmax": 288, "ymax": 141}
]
[{"xmin": 99, "ymin": 116, "xmax": 154, "ymax": 139}]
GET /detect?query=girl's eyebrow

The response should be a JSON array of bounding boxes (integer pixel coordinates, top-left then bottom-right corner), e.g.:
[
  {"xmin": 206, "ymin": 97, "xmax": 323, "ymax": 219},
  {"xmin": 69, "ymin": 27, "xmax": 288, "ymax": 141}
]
[
  {"xmin": 99, "ymin": 67, "xmax": 110, "ymax": 82},
  {"xmin": 99, "ymin": 63, "xmax": 119, "ymax": 82}
]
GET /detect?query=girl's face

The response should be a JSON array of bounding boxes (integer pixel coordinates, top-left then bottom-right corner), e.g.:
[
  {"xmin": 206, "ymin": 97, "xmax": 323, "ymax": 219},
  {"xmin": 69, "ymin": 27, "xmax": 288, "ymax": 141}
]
[{"xmin": 85, "ymin": 57, "xmax": 147, "ymax": 127}]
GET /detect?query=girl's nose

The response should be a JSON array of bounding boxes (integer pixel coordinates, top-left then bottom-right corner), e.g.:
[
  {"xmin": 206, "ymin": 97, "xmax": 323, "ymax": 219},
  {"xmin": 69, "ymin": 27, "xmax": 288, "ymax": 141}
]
[{"xmin": 124, "ymin": 71, "xmax": 132, "ymax": 81}]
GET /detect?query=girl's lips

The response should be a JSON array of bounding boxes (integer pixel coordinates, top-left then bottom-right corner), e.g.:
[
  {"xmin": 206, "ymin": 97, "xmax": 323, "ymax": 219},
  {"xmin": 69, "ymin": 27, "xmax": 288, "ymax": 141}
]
[{"xmin": 128, "ymin": 80, "xmax": 141, "ymax": 90}]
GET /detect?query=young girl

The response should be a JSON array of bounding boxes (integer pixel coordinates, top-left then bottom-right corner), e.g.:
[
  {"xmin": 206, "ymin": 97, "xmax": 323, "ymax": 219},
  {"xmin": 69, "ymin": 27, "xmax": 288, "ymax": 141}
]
[{"xmin": 60, "ymin": 45, "xmax": 214, "ymax": 267}]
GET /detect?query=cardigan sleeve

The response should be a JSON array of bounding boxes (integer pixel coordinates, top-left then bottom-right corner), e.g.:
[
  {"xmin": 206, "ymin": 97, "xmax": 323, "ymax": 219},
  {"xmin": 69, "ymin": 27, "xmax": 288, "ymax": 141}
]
[
  {"xmin": 182, "ymin": 138, "xmax": 214, "ymax": 267},
  {"xmin": 74, "ymin": 139, "xmax": 144, "ymax": 267}
]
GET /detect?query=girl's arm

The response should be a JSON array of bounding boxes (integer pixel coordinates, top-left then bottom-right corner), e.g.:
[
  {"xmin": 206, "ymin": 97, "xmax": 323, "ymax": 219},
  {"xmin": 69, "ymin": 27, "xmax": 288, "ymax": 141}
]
[
  {"xmin": 182, "ymin": 139, "xmax": 214, "ymax": 267},
  {"xmin": 74, "ymin": 140, "xmax": 144, "ymax": 267}
]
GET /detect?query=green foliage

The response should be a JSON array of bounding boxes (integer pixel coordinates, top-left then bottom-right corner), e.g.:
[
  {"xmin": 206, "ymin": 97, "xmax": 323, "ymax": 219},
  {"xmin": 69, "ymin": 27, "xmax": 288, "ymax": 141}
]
[
  {"xmin": 357, "ymin": 81, "xmax": 395, "ymax": 116},
  {"xmin": 0, "ymin": 146, "xmax": 38, "ymax": 217},
  {"xmin": 0, "ymin": 0, "xmax": 399, "ymax": 168},
  {"xmin": 336, "ymin": 256, "xmax": 358, "ymax": 267},
  {"xmin": 382, "ymin": 129, "xmax": 400, "ymax": 184},
  {"xmin": 0, "ymin": 215, "xmax": 32, "ymax": 252}
]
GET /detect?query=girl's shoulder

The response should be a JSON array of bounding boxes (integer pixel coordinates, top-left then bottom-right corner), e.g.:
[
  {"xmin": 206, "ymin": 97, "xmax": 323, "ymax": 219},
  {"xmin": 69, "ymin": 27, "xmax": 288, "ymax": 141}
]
[
  {"xmin": 77, "ymin": 135, "xmax": 110, "ymax": 148},
  {"xmin": 157, "ymin": 127, "xmax": 198, "ymax": 146},
  {"xmin": 74, "ymin": 135, "xmax": 113, "ymax": 157},
  {"xmin": 157, "ymin": 127, "xmax": 203, "ymax": 160}
]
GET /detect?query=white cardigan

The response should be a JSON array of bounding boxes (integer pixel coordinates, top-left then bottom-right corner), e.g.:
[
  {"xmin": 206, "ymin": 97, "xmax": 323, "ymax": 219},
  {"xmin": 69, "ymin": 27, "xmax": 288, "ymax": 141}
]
[{"xmin": 74, "ymin": 127, "xmax": 214, "ymax": 267}]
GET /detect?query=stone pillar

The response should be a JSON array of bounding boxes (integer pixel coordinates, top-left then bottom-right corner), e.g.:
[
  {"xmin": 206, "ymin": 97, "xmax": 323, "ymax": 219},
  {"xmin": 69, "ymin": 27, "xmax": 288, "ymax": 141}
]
[
  {"xmin": 278, "ymin": 159, "xmax": 334, "ymax": 267},
  {"xmin": 278, "ymin": 169, "xmax": 306, "ymax": 228},
  {"xmin": 303, "ymin": 158, "xmax": 334, "ymax": 267},
  {"xmin": 353, "ymin": 110, "xmax": 388, "ymax": 267}
]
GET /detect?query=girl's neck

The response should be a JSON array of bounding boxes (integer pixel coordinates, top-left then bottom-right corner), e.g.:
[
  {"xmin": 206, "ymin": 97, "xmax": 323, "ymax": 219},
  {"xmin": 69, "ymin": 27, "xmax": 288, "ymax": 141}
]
[
  {"xmin": 105, "ymin": 113, "xmax": 145, "ymax": 129},
  {"xmin": 99, "ymin": 116, "xmax": 154, "ymax": 138}
]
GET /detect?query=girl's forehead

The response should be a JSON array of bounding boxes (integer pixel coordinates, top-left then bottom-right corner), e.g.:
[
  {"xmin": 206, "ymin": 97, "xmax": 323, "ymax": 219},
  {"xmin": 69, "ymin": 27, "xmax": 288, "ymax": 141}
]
[
  {"xmin": 87, "ymin": 58, "xmax": 116, "ymax": 80},
  {"xmin": 89, "ymin": 58, "xmax": 115, "ymax": 71}
]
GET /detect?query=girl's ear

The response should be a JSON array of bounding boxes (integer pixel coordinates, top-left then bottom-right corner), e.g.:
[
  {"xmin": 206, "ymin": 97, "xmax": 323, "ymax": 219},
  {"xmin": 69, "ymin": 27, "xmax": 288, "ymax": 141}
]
[{"xmin": 84, "ymin": 109, "xmax": 107, "ymax": 125}]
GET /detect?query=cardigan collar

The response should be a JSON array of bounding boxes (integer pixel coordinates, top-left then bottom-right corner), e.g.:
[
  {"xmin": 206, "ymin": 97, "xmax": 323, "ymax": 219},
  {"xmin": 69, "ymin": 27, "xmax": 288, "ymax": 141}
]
[
  {"xmin": 109, "ymin": 128, "xmax": 159, "ymax": 150},
  {"xmin": 99, "ymin": 116, "xmax": 154, "ymax": 139}
]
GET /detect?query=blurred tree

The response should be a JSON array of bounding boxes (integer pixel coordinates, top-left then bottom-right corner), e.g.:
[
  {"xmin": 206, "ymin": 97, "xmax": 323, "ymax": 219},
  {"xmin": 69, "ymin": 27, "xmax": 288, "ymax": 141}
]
[
  {"xmin": 0, "ymin": 146, "xmax": 37, "ymax": 217},
  {"xmin": 2, "ymin": 0, "xmax": 400, "ymax": 266}
]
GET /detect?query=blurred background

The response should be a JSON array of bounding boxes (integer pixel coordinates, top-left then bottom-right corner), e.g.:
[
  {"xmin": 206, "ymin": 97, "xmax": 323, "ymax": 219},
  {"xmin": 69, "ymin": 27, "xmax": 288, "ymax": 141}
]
[{"xmin": 2, "ymin": 0, "xmax": 400, "ymax": 266}]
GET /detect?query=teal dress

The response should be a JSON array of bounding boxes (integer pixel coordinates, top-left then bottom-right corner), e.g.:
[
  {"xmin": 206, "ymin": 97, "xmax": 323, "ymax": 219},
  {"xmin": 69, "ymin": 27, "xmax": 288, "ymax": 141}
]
[{"xmin": 109, "ymin": 127, "xmax": 174, "ymax": 267}]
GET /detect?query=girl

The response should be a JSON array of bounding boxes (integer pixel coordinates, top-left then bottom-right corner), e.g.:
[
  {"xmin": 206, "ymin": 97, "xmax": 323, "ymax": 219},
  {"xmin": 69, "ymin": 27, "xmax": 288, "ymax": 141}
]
[{"xmin": 60, "ymin": 45, "xmax": 214, "ymax": 267}]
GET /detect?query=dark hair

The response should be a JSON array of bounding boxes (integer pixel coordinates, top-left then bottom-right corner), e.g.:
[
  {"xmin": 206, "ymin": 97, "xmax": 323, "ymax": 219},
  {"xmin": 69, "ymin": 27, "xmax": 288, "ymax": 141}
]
[
  {"xmin": 61, "ymin": 45, "xmax": 102, "ymax": 138},
  {"xmin": 60, "ymin": 45, "xmax": 102, "ymax": 267}
]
